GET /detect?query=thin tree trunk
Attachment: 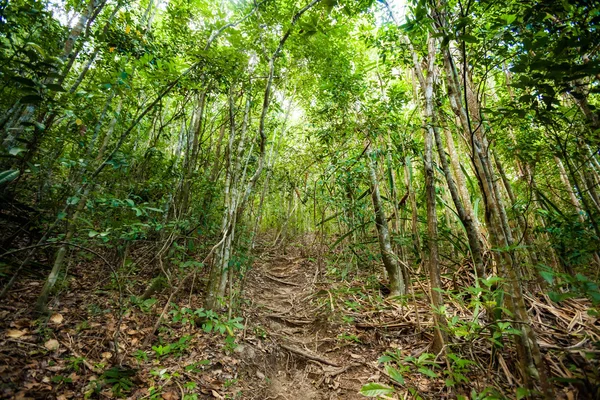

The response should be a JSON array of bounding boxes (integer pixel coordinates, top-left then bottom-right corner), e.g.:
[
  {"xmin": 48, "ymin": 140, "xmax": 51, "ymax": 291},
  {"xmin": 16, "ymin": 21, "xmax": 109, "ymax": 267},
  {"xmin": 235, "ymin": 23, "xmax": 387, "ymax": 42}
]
[
  {"xmin": 439, "ymin": 33, "xmax": 552, "ymax": 397},
  {"xmin": 404, "ymin": 157, "xmax": 422, "ymax": 262},
  {"xmin": 367, "ymin": 145, "xmax": 405, "ymax": 297}
]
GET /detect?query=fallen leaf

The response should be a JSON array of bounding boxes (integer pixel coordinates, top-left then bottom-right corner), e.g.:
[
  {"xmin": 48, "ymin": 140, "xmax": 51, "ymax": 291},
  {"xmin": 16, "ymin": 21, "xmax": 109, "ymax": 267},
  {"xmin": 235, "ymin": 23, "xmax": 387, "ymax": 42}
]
[
  {"xmin": 50, "ymin": 313, "xmax": 64, "ymax": 324},
  {"xmin": 161, "ymin": 391, "xmax": 179, "ymax": 400},
  {"xmin": 6, "ymin": 329, "xmax": 26, "ymax": 338},
  {"xmin": 44, "ymin": 339, "xmax": 59, "ymax": 350},
  {"xmin": 101, "ymin": 352, "xmax": 112, "ymax": 359},
  {"xmin": 14, "ymin": 319, "xmax": 31, "ymax": 328},
  {"xmin": 211, "ymin": 390, "xmax": 222, "ymax": 399}
]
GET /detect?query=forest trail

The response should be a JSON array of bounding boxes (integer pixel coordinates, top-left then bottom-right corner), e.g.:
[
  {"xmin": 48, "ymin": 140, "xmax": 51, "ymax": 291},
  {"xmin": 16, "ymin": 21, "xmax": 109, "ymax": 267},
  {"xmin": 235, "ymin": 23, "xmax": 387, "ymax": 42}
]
[{"xmin": 240, "ymin": 241, "xmax": 379, "ymax": 400}]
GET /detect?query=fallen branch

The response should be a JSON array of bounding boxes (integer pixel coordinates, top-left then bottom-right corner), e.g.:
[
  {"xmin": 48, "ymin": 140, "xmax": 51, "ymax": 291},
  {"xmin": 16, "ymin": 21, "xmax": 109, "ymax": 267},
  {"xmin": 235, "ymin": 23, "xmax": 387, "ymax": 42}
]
[
  {"xmin": 356, "ymin": 321, "xmax": 428, "ymax": 329},
  {"xmin": 61, "ymin": 341, "xmax": 101, "ymax": 374},
  {"xmin": 327, "ymin": 362, "xmax": 360, "ymax": 378},
  {"xmin": 264, "ymin": 273, "xmax": 301, "ymax": 287},
  {"xmin": 267, "ymin": 315, "xmax": 313, "ymax": 325},
  {"xmin": 280, "ymin": 343, "xmax": 340, "ymax": 367}
]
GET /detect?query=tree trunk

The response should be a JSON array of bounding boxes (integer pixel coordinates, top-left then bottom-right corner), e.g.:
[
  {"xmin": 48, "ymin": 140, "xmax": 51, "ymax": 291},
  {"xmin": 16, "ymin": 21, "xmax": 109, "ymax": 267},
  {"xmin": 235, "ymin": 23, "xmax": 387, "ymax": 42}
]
[
  {"xmin": 367, "ymin": 145, "xmax": 405, "ymax": 297},
  {"xmin": 439, "ymin": 34, "xmax": 553, "ymax": 398}
]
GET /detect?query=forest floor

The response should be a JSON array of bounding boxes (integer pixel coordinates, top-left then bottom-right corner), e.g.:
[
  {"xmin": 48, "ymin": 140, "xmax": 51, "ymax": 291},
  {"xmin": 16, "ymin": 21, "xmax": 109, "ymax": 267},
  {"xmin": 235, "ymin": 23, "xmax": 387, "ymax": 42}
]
[
  {"xmin": 0, "ymin": 236, "xmax": 406, "ymax": 399},
  {"xmin": 240, "ymin": 242, "xmax": 387, "ymax": 400},
  {"xmin": 0, "ymin": 235, "xmax": 599, "ymax": 399}
]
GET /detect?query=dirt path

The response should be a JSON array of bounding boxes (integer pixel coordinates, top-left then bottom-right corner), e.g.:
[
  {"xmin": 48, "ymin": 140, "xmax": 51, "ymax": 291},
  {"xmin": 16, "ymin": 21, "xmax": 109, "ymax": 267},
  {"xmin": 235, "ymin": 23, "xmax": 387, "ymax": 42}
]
[{"xmin": 239, "ymin": 245, "xmax": 381, "ymax": 400}]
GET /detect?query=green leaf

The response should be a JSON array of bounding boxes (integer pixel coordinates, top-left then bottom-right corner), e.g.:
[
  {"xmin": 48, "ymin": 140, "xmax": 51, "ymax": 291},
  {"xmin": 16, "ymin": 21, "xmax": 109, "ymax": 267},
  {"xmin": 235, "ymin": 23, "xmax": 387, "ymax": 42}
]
[
  {"xmin": 378, "ymin": 355, "xmax": 393, "ymax": 363},
  {"xmin": 516, "ymin": 387, "xmax": 530, "ymax": 399},
  {"xmin": 539, "ymin": 269, "xmax": 554, "ymax": 284},
  {"xmin": 67, "ymin": 196, "xmax": 80, "ymax": 205},
  {"xmin": 385, "ymin": 365, "xmax": 404, "ymax": 385},
  {"xmin": 502, "ymin": 14, "xmax": 517, "ymax": 25},
  {"xmin": 459, "ymin": 34, "xmax": 478, "ymax": 44},
  {"xmin": 418, "ymin": 367, "xmax": 438, "ymax": 378},
  {"xmin": 359, "ymin": 382, "xmax": 394, "ymax": 397},
  {"xmin": 8, "ymin": 147, "xmax": 26, "ymax": 156},
  {"xmin": 0, "ymin": 169, "xmax": 19, "ymax": 185}
]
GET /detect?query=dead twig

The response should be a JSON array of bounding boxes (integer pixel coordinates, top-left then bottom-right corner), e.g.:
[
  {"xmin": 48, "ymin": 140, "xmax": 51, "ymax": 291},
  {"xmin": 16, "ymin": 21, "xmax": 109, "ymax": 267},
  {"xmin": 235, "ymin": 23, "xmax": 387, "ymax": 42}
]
[
  {"xmin": 61, "ymin": 341, "xmax": 101, "ymax": 373},
  {"xmin": 279, "ymin": 343, "xmax": 340, "ymax": 367}
]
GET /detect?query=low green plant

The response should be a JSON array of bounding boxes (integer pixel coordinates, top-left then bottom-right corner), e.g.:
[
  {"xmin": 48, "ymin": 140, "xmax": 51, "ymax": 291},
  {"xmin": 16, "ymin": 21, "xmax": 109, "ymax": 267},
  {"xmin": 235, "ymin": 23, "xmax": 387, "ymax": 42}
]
[
  {"xmin": 76, "ymin": 320, "xmax": 90, "ymax": 332},
  {"xmin": 169, "ymin": 305, "xmax": 244, "ymax": 335},
  {"xmin": 67, "ymin": 356, "xmax": 85, "ymax": 372},
  {"xmin": 253, "ymin": 325, "xmax": 267, "ymax": 339},
  {"xmin": 133, "ymin": 349, "xmax": 148, "ymax": 363},
  {"xmin": 223, "ymin": 335, "xmax": 238, "ymax": 353},
  {"xmin": 151, "ymin": 344, "xmax": 172, "ymax": 358},
  {"xmin": 185, "ymin": 360, "xmax": 211, "ymax": 374},
  {"xmin": 445, "ymin": 353, "xmax": 476, "ymax": 389},
  {"xmin": 87, "ymin": 303, "xmax": 105, "ymax": 316},
  {"xmin": 224, "ymin": 378, "xmax": 238, "ymax": 388},
  {"xmin": 152, "ymin": 335, "xmax": 191, "ymax": 359},
  {"xmin": 101, "ymin": 367, "xmax": 136, "ymax": 397},
  {"xmin": 51, "ymin": 375, "xmax": 72, "ymax": 385},
  {"xmin": 150, "ymin": 367, "xmax": 171, "ymax": 380},
  {"xmin": 362, "ymin": 348, "xmax": 490, "ymax": 398},
  {"xmin": 344, "ymin": 300, "xmax": 361, "ymax": 312},
  {"xmin": 130, "ymin": 296, "xmax": 158, "ymax": 313},
  {"xmin": 338, "ymin": 332, "xmax": 361, "ymax": 343}
]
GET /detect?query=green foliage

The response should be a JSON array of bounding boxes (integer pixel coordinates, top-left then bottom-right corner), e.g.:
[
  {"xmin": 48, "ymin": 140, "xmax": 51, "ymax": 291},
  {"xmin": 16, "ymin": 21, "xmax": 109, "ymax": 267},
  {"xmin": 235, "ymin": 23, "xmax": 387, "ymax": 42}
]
[
  {"xmin": 223, "ymin": 335, "xmax": 238, "ymax": 353},
  {"xmin": 184, "ymin": 359, "xmax": 211, "ymax": 374},
  {"xmin": 130, "ymin": 296, "xmax": 157, "ymax": 313},
  {"xmin": 338, "ymin": 332, "xmax": 361, "ymax": 343},
  {"xmin": 359, "ymin": 382, "xmax": 394, "ymax": 397},
  {"xmin": 538, "ymin": 208, "xmax": 600, "ymax": 271},
  {"xmin": 540, "ymin": 270, "xmax": 600, "ymax": 305},
  {"xmin": 133, "ymin": 349, "xmax": 148, "ymax": 363},
  {"xmin": 67, "ymin": 356, "xmax": 85, "ymax": 372},
  {"xmin": 1, "ymin": 0, "xmax": 599, "ymax": 396},
  {"xmin": 101, "ymin": 367, "xmax": 136, "ymax": 397},
  {"xmin": 370, "ymin": 349, "xmax": 482, "ymax": 396},
  {"xmin": 51, "ymin": 374, "xmax": 72, "ymax": 385},
  {"xmin": 169, "ymin": 304, "xmax": 244, "ymax": 335},
  {"xmin": 152, "ymin": 335, "xmax": 191, "ymax": 359}
]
